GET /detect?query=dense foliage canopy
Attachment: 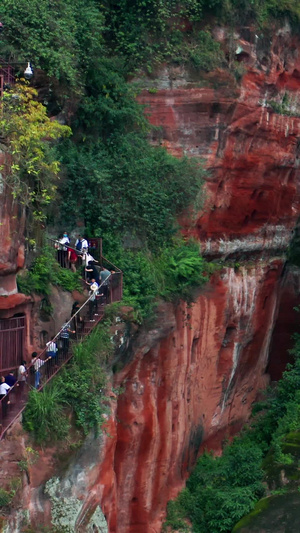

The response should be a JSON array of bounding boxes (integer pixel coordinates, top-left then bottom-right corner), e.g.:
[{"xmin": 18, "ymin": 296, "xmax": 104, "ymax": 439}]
[
  {"xmin": 1, "ymin": 0, "xmax": 300, "ymax": 527},
  {"xmin": 23, "ymin": 324, "xmax": 111, "ymax": 442},
  {"xmin": 0, "ymin": 83, "xmax": 70, "ymax": 226},
  {"xmin": 164, "ymin": 332, "xmax": 300, "ymax": 532}
]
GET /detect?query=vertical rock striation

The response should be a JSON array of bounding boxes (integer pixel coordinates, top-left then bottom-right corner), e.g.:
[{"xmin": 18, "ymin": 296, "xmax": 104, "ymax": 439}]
[
  {"xmin": 2, "ymin": 26, "xmax": 300, "ymax": 533},
  {"xmin": 96, "ymin": 263, "xmax": 282, "ymax": 532},
  {"xmin": 94, "ymin": 28, "xmax": 300, "ymax": 532}
]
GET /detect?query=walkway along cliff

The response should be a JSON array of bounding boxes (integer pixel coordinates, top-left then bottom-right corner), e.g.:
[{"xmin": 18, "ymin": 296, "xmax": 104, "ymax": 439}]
[{"xmin": 1, "ymin": 24, "xmax": 300, "ymax": 533}]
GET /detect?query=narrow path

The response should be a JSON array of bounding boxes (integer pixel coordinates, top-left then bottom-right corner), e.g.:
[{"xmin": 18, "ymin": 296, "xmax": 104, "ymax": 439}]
[{"xmin": 0, "ymin": 260, "xmax": 123, "ymax": 439}]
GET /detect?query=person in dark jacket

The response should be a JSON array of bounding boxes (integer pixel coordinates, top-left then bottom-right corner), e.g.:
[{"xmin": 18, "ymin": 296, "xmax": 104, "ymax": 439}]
[
  {"xmin": 5, "ymin": 372, "xmax": 17, "ymax": 387},
  {"xmin": 71, "ymin": 301, "xmax": 82, "ymax": 336}
]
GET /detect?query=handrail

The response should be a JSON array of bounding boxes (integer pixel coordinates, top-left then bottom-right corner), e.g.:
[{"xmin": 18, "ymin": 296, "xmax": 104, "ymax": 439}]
[
  {"xmin": 1, "ymin": 275, "xmax": 111, "ymax": 395},
  {"xmin": 47, "ymin": 237, "xmax": 81, "ymax": 255},
  {"xmin": 47, "ymin": 236, "xmax": 123, "ymax": 273},
  {"xmin": 0, "ymin": 275, "xmax": 116, "ymax": 437},
  {"xmin": 0, "ymin": 231, "xmax": 124, "ymax": 439}
]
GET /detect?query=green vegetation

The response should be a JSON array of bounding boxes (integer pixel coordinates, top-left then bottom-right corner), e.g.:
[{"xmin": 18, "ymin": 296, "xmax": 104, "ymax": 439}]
[
  {"xmin": 2, "ymin": 0, "xmax": 299, "ymax": 313},
  {"xmin": 17, "ymin": 247, "xmax": 81, "ymax": 295},
  {"xmin": 101, "ymin": 239, "xmax": 211, "ymax": 320},
  {"xmin": 0, "ymin": 83, "xmax": 70, "ymax": 229},
  {"xmin": 23, "ymin": 321, "xmax": 112, "ymax": 443},
  {"xmin": 164, "ymin": 332, "xmax": 300, "ymax": 532},
  {"xmin": 103, "ymin": 0, "xmax": 300, "ymax": 70},
  {"xmin": 58, "ymin": 56, "xmax": 204, "ymax": 250},
  {"xmin": 0, "ymin": 488, "xmax": 14, "ymax": 509},
  {"xmin": 56, "ymin": 56, "xmax": 209, "ymax": 314},
  {"xmin": 266, "ymin": 92, "xmax": 300, "ymax": 117},
  {"xmin": 0, "ymin": 0, "xmax": 104, "ymax": 91},
  {"xmin": 0, "ymin": 479, "xmax": 21, "ymax": 512},
  {"xmin": 164, "ymin": 441, "xmax": 265, "ymax": 533}
]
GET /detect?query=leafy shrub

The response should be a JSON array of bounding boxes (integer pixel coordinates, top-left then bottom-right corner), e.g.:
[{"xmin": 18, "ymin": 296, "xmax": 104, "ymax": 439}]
[
  {"xmin": 266, "ymin": 93, "xmax": 300, "ymax": 118},
  {"xmin": 22, "ymin": 386, "xmax": 70, "ymax": 444},
  {"xmin": 23, "ymin": 322, "xmax": 111, "ymax": 442},
  {"xmin": 165, "ymin": 331, "xmax": 300, "ymax": 532},
  {"xmin": 188, "ymin": 31, "xmax": 224, "ymax": 71},
  {"xmin": 0, "ymin": 83, "xmax": 70, "ymax": 234},
  {"xmin": 56, "ymin": 327, "xmax": 111, "ymax": 434},
  {"xmin": 100, "ymin": 236, "xmax": 210, "ymax": 320},
  {"xmin": 0, "ymin": 488, "xmax": 14, "ymax": 509},
  {"xmin": 160, "ymin": 241, "xmax": 210, "ymax": 301},
  {"xmin": 17, "ymin": 247, "xmax": 81, "ymax": 295},
  {"xmin": 164, "ymin": 442, "xmax": 265, "ymax": 533},
  {"xmin": 0, "ymin": 0, "xmax": 104, "ymax": 89},
  {"xmin": 59, "ymin": 128, "xmax": 204, "ymax": 251}
]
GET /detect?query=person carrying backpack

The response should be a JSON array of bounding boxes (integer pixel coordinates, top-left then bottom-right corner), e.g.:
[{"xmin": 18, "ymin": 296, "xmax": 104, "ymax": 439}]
[{"xmin": 60, "ymin": 320, "xmax": 75, "ymax": 357}]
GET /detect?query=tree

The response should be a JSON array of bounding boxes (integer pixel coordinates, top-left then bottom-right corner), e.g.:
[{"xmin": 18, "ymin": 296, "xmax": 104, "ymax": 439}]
[{"xmin": 0, "ymin": 83, "xmax": 71, "ymax": 234}]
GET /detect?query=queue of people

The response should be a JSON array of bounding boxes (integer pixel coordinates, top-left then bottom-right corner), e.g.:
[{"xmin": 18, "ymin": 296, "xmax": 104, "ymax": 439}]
[
  {"xmin": 54, "ymin": 231, "xmax": 114, "ymax": 304},
  {"xmin": 1, "ymin": 234, "xmax": 119, "ymax": 431},
  {"xmin": 55, "ymin": 232, "xmax": 94, "ymax": 271}
]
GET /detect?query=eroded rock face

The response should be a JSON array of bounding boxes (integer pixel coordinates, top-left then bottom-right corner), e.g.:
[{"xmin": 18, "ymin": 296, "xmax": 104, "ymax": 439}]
[
  {"xmin": 96, "ymin": 262, "xmax": 281, "ymax": 532},
  {"xmin": 95, "ymin": 28, "xmax": 300, "ymax": 532},
  {"xmin": 268, "ymin": 265, "xmax": 300, "ymax": 380},
  {"xmin": 2, "ymin": 26, "xmax": 300, "ymax": 533},
  {"xmin": 7, "ymin": 258, "xmax": 281, "ymax": 533},
  {"xmin": 0, "ymin": 149, "xmax": 26, "ymax": 295},
  {"xmin": 138, "ymin": 29, "xmax": 300, "ymax": 257}
]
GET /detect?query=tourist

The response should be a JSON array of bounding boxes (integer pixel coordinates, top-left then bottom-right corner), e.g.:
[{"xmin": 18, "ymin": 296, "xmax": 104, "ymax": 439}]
[
  {"xmin": 67, "ymin": 245, "xmax": 78, "ymax": 273},
  {"xmin": 88, "ymin": 279, "xmax": 99, "ymax": 321},
  {"xmin": 56, "ymin": 232, "xmax": 70, "ymax": 268},
  {"xmin": 5, "ymin": 372, "xmax": 17, "ymax": 387},
  {"xmin": 46, "ymin": 340, "xmax": 57, "ymax": 358},
  {"xmin": 0, "ymin": 376, "xmax": 10, "ymax": 397},
  {"xmin": 46, "ymin": 340, "xmax": 58, "ymax": 371},
  {"xmin": 85, "ymin": 261, "xmax": 100, "ymax": 284},
  {"xmin": 31, "ymin": 352, "xmax": 51, "ymax": 389},
  {"xmin": 0, "ymin": 376, "xmax": 11, "ymax": 418},
  {"xmin": 18, "ymin": 360, "xmax": 27, "ymax": 382},
  {"xmin": 60, "ymin": 320, "xmax": 75, "ymax": 356},
  {"xmin": 82, "ymin": 251, "xmax": 98, "ymax": 268},
  {"xmin": 85, "ymin": 261, "xmax": 94, "ymax": 282},
  {"xmin": 100, "ymin": 267, "xmax": 111, "ymax": 302},
  {"xmin": 100, "ymin": 267, "xmax": 110, "ymax": 283},
  {"xmin": 75, "ymin": 235, "xmax": 88, "ymax": 254},
  {"xmin": 71, "ymin": 301, "xmax": 82, "ymax": 336}
]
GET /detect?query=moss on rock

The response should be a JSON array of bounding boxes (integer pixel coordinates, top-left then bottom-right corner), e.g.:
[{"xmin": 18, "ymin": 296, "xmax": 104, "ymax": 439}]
[{"xmin": 45, "ymin": 477, "xmax": 107, "ymax": 533}]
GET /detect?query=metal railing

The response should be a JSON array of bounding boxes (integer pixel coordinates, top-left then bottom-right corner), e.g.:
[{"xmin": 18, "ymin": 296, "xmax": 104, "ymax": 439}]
[
  {"xmin": 0, "ymin": 263, "xmax": 123, "ymax": 438},
  {"xmin": 47, "ymin": 237, "xmax": 103, "ymax": 268},
  {"xmin": 47, "ymin": 238, "xmax": 122, "ymax": 297},
  {"xmin": 0, "ymin": 62, "xmax": 15, "ymax": 98}
]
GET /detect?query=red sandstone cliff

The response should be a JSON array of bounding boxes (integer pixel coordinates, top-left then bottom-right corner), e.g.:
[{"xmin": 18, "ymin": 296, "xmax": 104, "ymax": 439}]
[
  {"xmin": 0, "ymin": 148, "xmax": 26, "ymax": 299},
  {"xmin": 2, "ymin": 25, "xmax": 300, "ymax": 533},
  {"xmin": 95, "ymin": 27, "xmax": 300, "ymax": 532}
]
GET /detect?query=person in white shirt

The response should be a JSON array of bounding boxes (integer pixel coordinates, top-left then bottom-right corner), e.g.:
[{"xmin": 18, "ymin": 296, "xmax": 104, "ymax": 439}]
[
  {"xmin": 89, "ymin": 279, "xmax": 99, "ymax": 321},
  {"xmin": 31, "ymin": 352, "xmax": 51, "ymax": 389},
  {"xmin": 46, "ymin": 340, "xmax": 57, "ymax": 358},
  {"xmin": 82, "ymin": 252, "xmax": 97, "ymax": 267},
  {"xmin": 0, "ymin": 376, "xmax": 10, "ymax": 397},
  {"xmin": 56, "ymin": 232, "xmax": 70, "ymax": 267},
  {"xmin": 18, "ymin": 360, "xmax": 27, "ymax": 382},
  {"xmin": 46, "ymin": 340, "xmax": 58, "ymax": 371},
  {"xmin": 18, "ymin": 359, "xmax": 27, "ymax": 394},
  {"xmin": 0, "ymin": 376, "xmax": 11, "ymax": 418}
]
